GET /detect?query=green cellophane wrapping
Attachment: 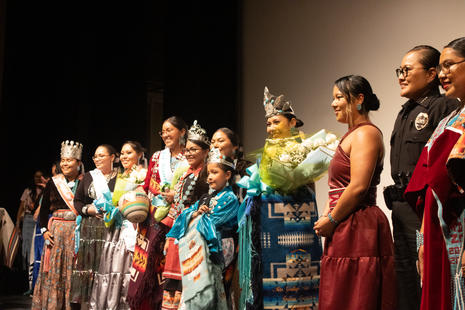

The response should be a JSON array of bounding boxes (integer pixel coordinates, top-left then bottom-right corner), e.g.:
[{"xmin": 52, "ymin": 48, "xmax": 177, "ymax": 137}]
[{"xmin": 253, "ymin": 134, "xmax": 334, "ymax": 195}]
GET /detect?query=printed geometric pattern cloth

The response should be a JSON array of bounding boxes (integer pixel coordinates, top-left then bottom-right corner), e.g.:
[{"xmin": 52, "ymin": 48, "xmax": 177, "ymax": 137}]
[{"xmin": 261, "ymin": 193, "xmax": 322, "ymax": 309}]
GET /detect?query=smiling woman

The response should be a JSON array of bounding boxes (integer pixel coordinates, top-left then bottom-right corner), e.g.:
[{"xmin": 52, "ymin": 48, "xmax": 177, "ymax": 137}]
[
  {"xmin": 404, "ymin": 37, "xmax": 465, "ymax": 310},
  {"xmin": 69, "ymin": 144, "xmax": 117, "ymax": 308},
  {"xmin": 127, "ymin": 116, "xmax": 189, "ymax": 310},
  {"xmin": 161, "ymin": 121, "xmax": 210, "ymax": 310},
  {"xmin": 316, "ymin": 76, "xmax": 396, "ymax": 310},
  {"xmin": 32, "ymin": 141, "xmax": 84, "ymax": 310}
]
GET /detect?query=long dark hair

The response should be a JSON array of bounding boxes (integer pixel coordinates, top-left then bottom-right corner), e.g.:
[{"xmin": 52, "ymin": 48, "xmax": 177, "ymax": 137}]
[
  {"xmin": 29, "ymin": 171, "xmax": 44, "ymax": 203},
  {"xmin": 335, "ymin": 75, "xmax": 380, "ymax": 127},
  {"xmin": 214, "ymin": 127, "xmax": 252, "ymax": 176},
  {"xmin": 123, "ymin": 141, "xmax": 146, "ymax": 166}
]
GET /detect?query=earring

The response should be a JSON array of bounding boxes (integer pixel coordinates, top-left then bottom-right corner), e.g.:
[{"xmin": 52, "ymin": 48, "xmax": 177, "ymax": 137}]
[
  {"xmin": 291, "ymin": 127, "xmax": 296, "ymax": 133},
  {"xmin": 179, "ymin": 135, "xmax": 186, "ymax": 145},
  {"xmin": 356, "ymin": 104, "xmax": 362, "ymax": 111},
  {"xmin": 226, "ymin": 181, "xmax": 229, "ymax": 187},
  {"xmin": 77, "ymin": 166, "xmax": 81, "ymax": 172},
  {"xmin": 232, "ymin": 149, "xmax": 236, "ymax": 155},
  {"xmin": 111, "ymin": 162, "xmax": 114, "ymax": 171}
]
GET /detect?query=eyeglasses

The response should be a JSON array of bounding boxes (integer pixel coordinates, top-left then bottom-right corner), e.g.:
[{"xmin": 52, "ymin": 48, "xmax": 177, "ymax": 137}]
[
  {"xmin": 159, "ymin": 129, "xmax": 174, "ymax": 137},
  {"xmin": 436, "ymin": 59, "xmax": 465, "ymax": 75},
  {"xmin": 182, "ymin": 148, "xmax": 200, "ymax": 154},
  {"xmin": 396, "ymin": 66, "xmax": 426, "ymax": 78},
  {"xmin": 92, "ymin": 155, "xmax": 110, "ymax": 161}
]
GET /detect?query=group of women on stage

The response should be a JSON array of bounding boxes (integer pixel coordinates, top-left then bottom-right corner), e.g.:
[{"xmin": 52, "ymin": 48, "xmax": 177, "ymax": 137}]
[{"xmin": 28, "ymin": 36, "xmax": 465, "ymax": 310}]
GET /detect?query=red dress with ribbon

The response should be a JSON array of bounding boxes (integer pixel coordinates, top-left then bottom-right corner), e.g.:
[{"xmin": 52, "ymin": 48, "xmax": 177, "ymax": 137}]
[
  {"xmin": 404, "ymin": 107, "xmax": 465, "ymax": 310},
  {"xmin": 319, "ymin": 123, "xmax": 396, "ymax": 310},
  {"xmin": 127, "ymin": 150, "xmax": 184, "ymax": 310}
]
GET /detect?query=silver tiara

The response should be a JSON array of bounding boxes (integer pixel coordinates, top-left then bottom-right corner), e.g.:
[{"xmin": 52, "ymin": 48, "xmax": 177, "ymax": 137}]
[
  {"xmin": 207, "ymin": 148, "xmax": 235, "ymax": 169},
  {"xmin": 61, "ymin": 140, "xmax": 83, "ymax": 160},
  {"xmin": 187, "ymin": 120, "xmax": 209, "ymax": 144},
  {"xmin": 263, "ymin": 86, "xmax": 295, "ymax": 118}
]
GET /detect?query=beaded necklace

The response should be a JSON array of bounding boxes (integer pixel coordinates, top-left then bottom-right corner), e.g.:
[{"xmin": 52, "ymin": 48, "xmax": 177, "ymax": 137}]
[{"xmin": 173, "ymin": 173, "xmax": 198, "ymax": 211}]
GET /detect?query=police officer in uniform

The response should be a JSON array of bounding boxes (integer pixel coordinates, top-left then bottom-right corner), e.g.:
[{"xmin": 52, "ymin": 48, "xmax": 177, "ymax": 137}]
[{"xmin": 387, "ymin": 45, "xmax": 460, "ymax": 310}]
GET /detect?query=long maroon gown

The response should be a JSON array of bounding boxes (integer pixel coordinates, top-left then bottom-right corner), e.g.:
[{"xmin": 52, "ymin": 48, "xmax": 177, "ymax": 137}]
[{"xmin": 319, "ymin": 123, "xmax": 396, "ymax": 310}]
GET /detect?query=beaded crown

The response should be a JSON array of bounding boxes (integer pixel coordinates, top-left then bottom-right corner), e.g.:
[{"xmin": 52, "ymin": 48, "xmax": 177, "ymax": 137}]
[
  {"xmin": 207, "ymin": 147, "xmax": 235, "ymax": 169},
  {"xmin": 263, "ymin": 86, "xmax": 295, "ymax": 118},
  {"xmin": 187, "ymin": 120, "xmax": 209, "ymax": 144},
  {"xmin": 61, "ymin": 140, "xmax": 83, "ymax": 160}
]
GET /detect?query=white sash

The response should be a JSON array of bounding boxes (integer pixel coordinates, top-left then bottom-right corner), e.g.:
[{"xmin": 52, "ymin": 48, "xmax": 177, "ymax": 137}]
[
  {"xmin": 159, "ymin": 148, "xmax": 174, "ymax": 184},
  {"xmin": 90, "ymin": 169, "xmax": 111, "ymax": 199}
]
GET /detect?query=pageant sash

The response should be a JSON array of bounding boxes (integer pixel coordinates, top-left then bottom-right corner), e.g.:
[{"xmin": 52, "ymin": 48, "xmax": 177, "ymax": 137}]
[
  {"xmin": 52, "ymin": 174, "xmax": 79, "ymax": 216},
  {"xmin": 159, "ymin": 148, "xmax": 175, "ymax": 185},
  {"xmin": 90, "ymin": 169, "xmax": 111, "ymax": 200}
]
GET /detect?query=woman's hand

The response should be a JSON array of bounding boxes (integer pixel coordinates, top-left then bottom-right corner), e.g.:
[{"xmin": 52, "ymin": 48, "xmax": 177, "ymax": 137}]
[
  {"xmin": 164, "ymin": 238, "xmax": 170, "ymax": 255},
  {"xmin": 135, "ymin": 186, "xmax": 145, "ymax": 193},
  {"xmin": 43, "ymin": 231, "xmax": 54, "ymax": 247},
  {"xmin": 160, "ymin": 189, "xmax": 175, "ymax": 204},
  {"xmin": 313, "ymin": 216, "xmax": 337, "ymax": 238},
  {"xmin": 192, "ymin": 205, "xmax": 211, "ymax": 219},
  {"xmin": 38, "ymin": 176, "xmax": 49, "ymax": 188},
  {"xmin": 87, "ymin": 205, "xmax": 103, "ymax": 219},
  {"xmin": 33, "ymin": 206, "xmax": 41, "ymax": 221},
  {"xmin": 418, "ymin": 244, "xmax": 424, "ymax": 284}
]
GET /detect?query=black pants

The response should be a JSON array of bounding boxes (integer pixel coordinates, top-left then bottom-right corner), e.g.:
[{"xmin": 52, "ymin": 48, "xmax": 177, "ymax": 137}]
[{"xmin": 392, "ymin": 201, "xmax": 422, "ymax": 310}]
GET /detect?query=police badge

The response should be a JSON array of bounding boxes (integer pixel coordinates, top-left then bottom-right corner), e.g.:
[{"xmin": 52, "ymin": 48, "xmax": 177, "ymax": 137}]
[{"xmin": 415, "ymin": 112, "xmax": 429, "ymax": 130}]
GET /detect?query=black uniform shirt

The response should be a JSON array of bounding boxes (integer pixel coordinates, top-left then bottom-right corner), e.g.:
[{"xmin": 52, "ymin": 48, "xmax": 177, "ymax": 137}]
[{"xmin": 390, "ymin": 89, "xmax": 460, "ymax": 184}]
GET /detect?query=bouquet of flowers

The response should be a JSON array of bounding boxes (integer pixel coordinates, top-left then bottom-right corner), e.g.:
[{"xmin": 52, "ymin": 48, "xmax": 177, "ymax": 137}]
[
  {"xmin": 112, "ymin": 165, "xmax": 148, "ymax": 206},
  {"xmin": 259, "ymin": 130, "xmax": 339, "ymax": 194}
]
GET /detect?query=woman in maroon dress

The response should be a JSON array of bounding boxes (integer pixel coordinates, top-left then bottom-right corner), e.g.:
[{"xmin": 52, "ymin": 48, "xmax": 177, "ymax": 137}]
[{"xmin": 314, "ymin": 75, "xmax": 396, "ymax": 310}]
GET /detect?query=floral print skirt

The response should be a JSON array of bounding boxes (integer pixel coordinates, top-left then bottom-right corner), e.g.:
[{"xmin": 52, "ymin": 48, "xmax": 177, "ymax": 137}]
[{"xmin": 31, "ymin": 219, "xmax": 75, "ymax": 310}]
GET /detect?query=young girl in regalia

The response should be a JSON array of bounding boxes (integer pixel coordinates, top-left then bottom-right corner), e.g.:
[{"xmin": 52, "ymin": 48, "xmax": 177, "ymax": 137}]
[{"xmin": 166, "ymin": 149, "xmax": 239, "ymax": 310}]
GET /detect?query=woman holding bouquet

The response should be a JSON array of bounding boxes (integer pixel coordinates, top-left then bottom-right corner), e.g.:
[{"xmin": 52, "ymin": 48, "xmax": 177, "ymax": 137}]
[
  {"xmin": 162, "ymin": 120, "xmax": 210, "ymax": 309},
  {"xmin": 239, "ymin": 87, "xmax": 323, "ymax": 310},
  {"xmin": 314, "ymin": 75, "xmax": 395, "ymax": 309},
  {"xmin": 90, "ymin": 141, "xmax": 144, "ymax": 310},
  {"xmin": 32, "ymin": 141, "xmax": 84, "ymax": 310},
  {"xmin": 69, "ymin": 144, "xmax": 117, "ymax": 308},
  {"xmin": 128, "ymin": 116, "xmax": 188, "ymax": 310}
]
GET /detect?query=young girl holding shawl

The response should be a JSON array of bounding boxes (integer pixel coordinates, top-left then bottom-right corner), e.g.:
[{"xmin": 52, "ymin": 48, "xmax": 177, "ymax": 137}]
[
  {"xmin": 128, "ymin": 116, "xmax": 188, "ymax": 310},
  {"xmin": 162, "ymin": 121, "xmax": 210, "ymax": 310},
  {"xmin": 69, "ymin": 144, "xmax": 117, "ymax": 308},
  {"xmin": 32, "ymin": 141, "xmax": 84, "ymax": 310},
  {"xmin": 166, "ymin": 149, "xmax": 239, "ymax": 310},
  {"xmin": 90, "ymin": 141, "xmax": 144, "ymax": 310}
]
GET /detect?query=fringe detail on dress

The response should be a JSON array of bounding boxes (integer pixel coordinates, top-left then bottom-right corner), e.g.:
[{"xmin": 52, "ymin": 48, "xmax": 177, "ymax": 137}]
[
  {"xmin": 246, "ymin": 196, "xmax": 263, "ymax": 310},
  {"xmin": 127, "ymin": 224, "xmax": 169, "ymax": 309}
]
